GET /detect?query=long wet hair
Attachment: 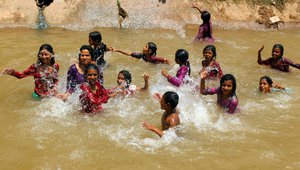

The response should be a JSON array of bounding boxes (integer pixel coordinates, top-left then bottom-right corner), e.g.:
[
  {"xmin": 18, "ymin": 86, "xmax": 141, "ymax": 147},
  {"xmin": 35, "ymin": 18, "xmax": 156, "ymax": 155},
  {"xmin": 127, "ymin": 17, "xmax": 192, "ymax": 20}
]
[
  {"xmin": 79, "ymin": 45, "xmax": 95, "ymax": 62},
  {"xmin": 260, "ymin": 75, "xmax": 273, "ymax": 86},
  {"xmin": 203, "ymin": 45, "xmax": 217, "ymax": 59},
  {"xmin": 220, "ymin": 74, "xmax": 237, "ymax": 96},
  {"xmin": 201, "ymin": 11, "xmax": 212, "ymax": 38},
  {"xmin": 89, "ymin": 31, "xmax": 102, "ymax": 46},
  {"xmin": 163, "ymin": 91, "xmax": 179, "ymax": 109},
  {"xmin": 272, "ymin": 44, "xmax": 284, "ymax": 58},
  {"xmin": 119, "ymin": 70, "xmax": 132, "ymax": 87},
  {"xmin": 175, "ymin": 49, "xmax": 191, "ymax": 76},
  {"xmin": 147, "ymin": 42, "xmax": 157, "ymax": 56},
  {"xmin": 37, "ymin": 44, "xmax": 55, "ymax": 65}
]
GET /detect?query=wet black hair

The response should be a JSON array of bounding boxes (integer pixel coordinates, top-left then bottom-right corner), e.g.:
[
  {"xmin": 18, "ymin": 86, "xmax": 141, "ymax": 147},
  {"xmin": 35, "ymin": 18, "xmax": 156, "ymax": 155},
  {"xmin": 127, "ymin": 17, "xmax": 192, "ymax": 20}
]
[
  {"xmin": 272, "ymin": 44, "xmax": 284, "ymax": 58},
  {"xmin": 201, "ymin": 11, "xmax": 211, "ymax": 23},
  {"xmin": 79, "ymin": 45, "xmax": 95, "ymax": 61},
  {"xmin": 175, "ymin": 49, "xmax": 191, "ymax": 76},
  {"xmin": 119, "ymin": 70, "xmax": 132, "ymax": 85},
  {"xmin": 220, "ymin": 74, "xmax": 237, "ymax": 95},
  {"xmin": 147, "ymin": 42, "xmax": 157, "ymax": 56},
  {"xmin": 203, "ymin": 45, "xmax": 217, "ymax": 59},
  {"xmin": 89, "ymin": 31, "xmax": 102, "ymax": 45},
  {"xmin": 37, "ymin": 43, "xmax": 55, "ymax": 65},
  {"xmin": 36, "ymin": 0, "xmax": 53, "ymax": 8},
  {"xmin": 163, "ymin": 91, "xmax": 179, "ymax": 109},
  {"xmin": 260, "ymin": 75, "xmax": 273, "ymax": 86}
]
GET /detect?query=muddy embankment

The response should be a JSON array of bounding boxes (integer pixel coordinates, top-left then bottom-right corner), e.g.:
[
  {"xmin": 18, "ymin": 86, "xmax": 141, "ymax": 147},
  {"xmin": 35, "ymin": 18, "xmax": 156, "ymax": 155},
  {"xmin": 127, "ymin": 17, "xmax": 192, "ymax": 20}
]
[{"xmin": 0, "ymin": 0, "xmax": 299, "ymax": 29}]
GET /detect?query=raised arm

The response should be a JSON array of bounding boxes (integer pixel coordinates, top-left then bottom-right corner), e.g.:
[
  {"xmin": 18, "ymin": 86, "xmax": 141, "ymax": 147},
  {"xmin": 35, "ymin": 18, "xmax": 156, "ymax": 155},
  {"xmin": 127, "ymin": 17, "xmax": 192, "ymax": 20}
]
[
  {"xmin": 3, "ymin": 64, "xmax": 36, "ymax": 79},
  {"xmin": 257, "ymin": 45, "xmax": 264, "ymax": 65},
  {"xmin": 191, "ymin": 5, "xmax": 202, "ymax": 14},
  {"xmin": 141, "ymin": 73, "xmax": 149, "ymax": 90}
]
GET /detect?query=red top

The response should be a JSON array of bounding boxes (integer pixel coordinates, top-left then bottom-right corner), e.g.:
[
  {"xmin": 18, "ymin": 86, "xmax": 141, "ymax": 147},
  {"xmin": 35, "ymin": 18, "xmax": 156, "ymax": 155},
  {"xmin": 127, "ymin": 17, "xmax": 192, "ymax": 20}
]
[
  {"xmin": 11, "ymin": 63, "xmax": 59, "ymax": 98},
  {"xmin": 80, "ymin": 81, "xmax": 110, "ymax": 113}
]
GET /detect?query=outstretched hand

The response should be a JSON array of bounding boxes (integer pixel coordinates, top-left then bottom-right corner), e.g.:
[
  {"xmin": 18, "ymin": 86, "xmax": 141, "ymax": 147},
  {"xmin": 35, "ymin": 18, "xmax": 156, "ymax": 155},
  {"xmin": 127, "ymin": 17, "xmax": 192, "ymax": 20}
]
[
  {"xmin": 199, "ymin": 69, "xmax": 208, "ymax": 80},
  {"xmin": 161, "ymin": 70, "xmax": 168, "ymax": 77},
  {"xmin": 258, "ymin": 45, "xmax": 264, "ymax": 52},
  {"xmin": 2, "ymin": 68, "xmax": 15, "ymax": 75},
  {"xmin": 142, "ymin": 121, "xmax": 155, "ymax": 131}
]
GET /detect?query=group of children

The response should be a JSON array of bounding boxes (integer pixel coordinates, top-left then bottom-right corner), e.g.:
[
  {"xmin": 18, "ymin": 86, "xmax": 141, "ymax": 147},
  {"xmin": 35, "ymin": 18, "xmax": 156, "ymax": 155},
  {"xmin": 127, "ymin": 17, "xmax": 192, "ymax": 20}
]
[{"xmin": 3, "ymin": 6, "xmax": 300, "ymax": 137}]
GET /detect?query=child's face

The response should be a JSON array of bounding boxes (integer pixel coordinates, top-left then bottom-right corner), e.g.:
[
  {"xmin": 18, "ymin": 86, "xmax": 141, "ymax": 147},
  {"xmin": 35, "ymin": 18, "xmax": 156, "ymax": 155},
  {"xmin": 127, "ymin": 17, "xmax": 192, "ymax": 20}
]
[
  {"xmin": 272, "ymin": 47, "xmax": 282, "ymax": 60},
  {"xmin": 79, "ymin": 49, "xmax": 92, "ymax": 66},
  {"xmin": 259, "ymin": 79, "xmax": 271, "ymax": 93},
  {"xmin": 88, "ymin": 37, "xmax": 94, "ymax": 46},
  {"xmin": 142, "ymin": 44, "xmax": 149, "ymax": 55},
  {"xmin": 221, "ymin": 80, "xmax": 233, "ymax": 96},
  {"xmin": 117, "ymin": 73, "xmax": 126, "ymax": 86},
  {"xmin": 38, "ymin": 49, "xmax": 52, "ymax": 65},
  {"xmin": 160, "ymin": 96, "xmax": 168, "ymax": 110},
  {"xmin": 86, "ymin": 69, "xmax": 98, "ymax": 85},
  {"xmin": 203, "ymin": 49, "xmax": 214, "ymax": 61}
]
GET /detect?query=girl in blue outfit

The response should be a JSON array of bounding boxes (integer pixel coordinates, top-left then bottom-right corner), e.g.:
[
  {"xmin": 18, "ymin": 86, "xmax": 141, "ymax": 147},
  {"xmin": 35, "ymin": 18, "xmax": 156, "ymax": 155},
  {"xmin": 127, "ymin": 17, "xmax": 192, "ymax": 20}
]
[{"xmin": 162, "ymin": 49, "xmax": 191, "ymax": 87}]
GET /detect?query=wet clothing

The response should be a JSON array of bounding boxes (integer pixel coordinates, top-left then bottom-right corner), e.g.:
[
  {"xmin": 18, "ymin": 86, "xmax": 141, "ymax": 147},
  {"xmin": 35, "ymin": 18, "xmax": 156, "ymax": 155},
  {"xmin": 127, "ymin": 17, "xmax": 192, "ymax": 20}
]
[
  {"xmin": 66, "ymin": 64, "xmax": 103, "ymax": 93},
  {"xmin": 203, "ymin": 87, "xmax": 238, "ymax": 114},
  {"xmin": 167, "ymin": 65, "xmax": 189, "ymax": 87},
  {"xmin": 10, "ymin": 63, "xmax": 59, "ymax": 98},
  {"xmin": 110, "ymin": 84, "xmax": 137, "ymax": 97},
  {"xmin": 92, "ymin": 43, "xmax": 108, "ymax": 69},
  {"xmin": 258, "ymin": 57, "xmax": 300, "ymax": 72},
  {"xmin": 80, "ymin": 81, "xmax": 110, "ymax": 113},
  {"xmin": 203, "ymin": 60, "xmax": 223, "ymax": 79},
  {"xmin": 195, "ymin": 21, "xmax": 214, "ymax": 42},
  {"xmin": 131, "ymin": 52, "xmax": 166, "ymax": 64}
]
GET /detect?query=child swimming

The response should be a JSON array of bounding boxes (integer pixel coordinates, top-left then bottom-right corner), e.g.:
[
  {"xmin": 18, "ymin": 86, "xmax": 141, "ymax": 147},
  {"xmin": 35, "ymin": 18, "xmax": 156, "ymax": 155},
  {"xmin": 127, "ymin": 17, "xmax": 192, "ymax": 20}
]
[
  {"xmin": 113, "ymin": 42, "xmax": 171, "ymax": 64},
  {"xmin": 79, "ymin": 64, "xmax": 110, "ymax": 113},
  {"xmin": 201, "ymin": 45, "xmax": 223, "ymax": 79},
  {"xmin": 2, "ymin": 44, "xmax": 59, "ymax": 99},
  {"xmin": 162, "ymin": 49, "xmax": 190, "ymax": 87},
  {"xmin": 259, "ymin": 75, "xmax": 286, "ymax": 93},
  {"xmin": 200, "ymin": 70, "xmax": 238, "ymax": 114},
  {"xmin": 143, "ymin": 91, "xmax": 180, "ymax": 137},
  {"xmin": 257, "ymin": 44, "xmax": 300, "ymax": 72},
  {"xmin": 109, "ymin": 70, "xmax": 149, "ymax": 97},
  {"xmin": 192, "ymin": 5, "xmax": 214, "ymax": 42},
  {"xmin": 88, "ymin": 31, "xmax": 113, "ymax": 69}
]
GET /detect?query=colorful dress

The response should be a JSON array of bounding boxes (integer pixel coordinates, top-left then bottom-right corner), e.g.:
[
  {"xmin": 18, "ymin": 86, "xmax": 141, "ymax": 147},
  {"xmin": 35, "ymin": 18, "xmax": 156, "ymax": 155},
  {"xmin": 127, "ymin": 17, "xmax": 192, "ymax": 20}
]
[
  {"xmin": 10, "ymin": 63, "xmax": 59, "ymax": 98},
  {"xmin": 167, "ymin": 65, "xmax": 189, "ymax": 87},
  {"xmin": 66, "ymin": 64, "xmax": 103, "ymax": 93},
  {"xmin": 79, "ymin": 81, "xmax": 110, "ymax": 113},
  {"xmin": 203, "ymin": 60, "xmax": 223, "ymax": 79},
  {"xmin": 258, "ymin": 57, "xmax": 300, "ymax": 72},
  {"xmin": 131, "ymin": 52, "xmax": 166, "ymax": 64},
  {"xmin": 203, "ymin": 87, "xmax": 238, "ymax": 114},
  {"xmin": 195, "ymin": 21, "xmax": 214, "ymax": 42}
]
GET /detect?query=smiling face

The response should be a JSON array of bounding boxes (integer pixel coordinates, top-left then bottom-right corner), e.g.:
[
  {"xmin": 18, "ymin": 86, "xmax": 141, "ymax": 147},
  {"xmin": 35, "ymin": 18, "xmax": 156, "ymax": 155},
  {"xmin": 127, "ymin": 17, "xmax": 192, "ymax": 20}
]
[
  {"xmin": 259, "ymin": 78, "xmax": 271, "ymax": 93},
  {"xmin": 79, "ymin": 49, "xmax": 92, "ymax": 66},
  {"xmin": 86, "ymin": 68, "xmax": 98, "ymax": 86},
  {"xmin": 221, "ymin": 80, "xmax": 233, "ymax": 96},
  {"xmin": 38, "ymin": 49, "xmax": 52, "ymax": 65},
  {"xmin": 203, "ymin": 49, "xmax": 214, "ymax": 62},
  {"xmin": 117, "ymin": 73, "xmax": 126, "ymax": 86},
  {"xmin": 272, "ymin": 47, "xmax": 282, "ymax": 60}
]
